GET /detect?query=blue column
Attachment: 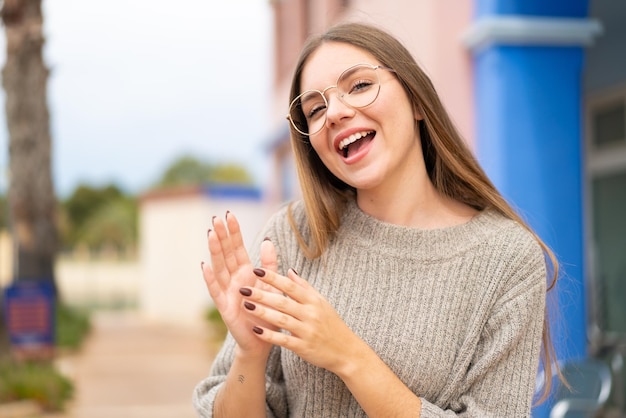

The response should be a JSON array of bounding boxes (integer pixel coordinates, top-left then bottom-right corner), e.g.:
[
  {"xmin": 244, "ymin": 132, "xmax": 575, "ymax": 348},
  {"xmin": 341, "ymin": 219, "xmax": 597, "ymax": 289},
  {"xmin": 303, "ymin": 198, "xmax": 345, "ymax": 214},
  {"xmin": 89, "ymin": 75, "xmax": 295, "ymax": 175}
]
[
  {"xmin": 475, "ymin": 0, "xmax": 588, "ymax": 18},
  {"xmin": 475, "ymin": 42, "xmax": 586, "ymax": 354},
  {"xmin": 464, "ymin": 1, "xmax": 601, "ymax": 416}
]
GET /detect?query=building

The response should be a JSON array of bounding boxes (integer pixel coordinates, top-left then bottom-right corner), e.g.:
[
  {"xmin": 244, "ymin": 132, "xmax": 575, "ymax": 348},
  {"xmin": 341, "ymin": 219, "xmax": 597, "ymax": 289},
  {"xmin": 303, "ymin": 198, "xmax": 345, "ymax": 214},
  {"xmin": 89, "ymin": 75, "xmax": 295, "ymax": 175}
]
[
  {"xmin": 138, "ymin": 185, "xmax": 271, "ymax": 325},
  {"xmin": 266, "ymin": 0, "xmax": 626, "ymax": 415}
]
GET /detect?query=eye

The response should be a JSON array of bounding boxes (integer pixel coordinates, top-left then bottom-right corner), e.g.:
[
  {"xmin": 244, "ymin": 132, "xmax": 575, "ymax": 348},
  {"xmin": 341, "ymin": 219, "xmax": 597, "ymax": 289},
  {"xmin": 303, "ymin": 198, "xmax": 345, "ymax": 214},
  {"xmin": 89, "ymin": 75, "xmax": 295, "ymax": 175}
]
[
  {"xmin": 300, "ymin": 92, "xmax": 327, "ymax": 121},
  {"xmin": 306, "ymin": 103, "xmax": 327, "ymax": 120},
  {"xmin": 349, "ymin": 79, "xmax": 375, "ymax": 94}
]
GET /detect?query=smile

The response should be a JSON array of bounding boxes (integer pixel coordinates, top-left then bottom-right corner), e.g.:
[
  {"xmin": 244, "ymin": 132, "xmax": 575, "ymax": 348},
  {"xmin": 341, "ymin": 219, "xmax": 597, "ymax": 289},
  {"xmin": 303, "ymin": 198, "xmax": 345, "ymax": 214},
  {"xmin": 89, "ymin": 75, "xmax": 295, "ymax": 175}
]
[{"xmin": 338, "ymin": 130, "xmax": 375, "ymax": 158}]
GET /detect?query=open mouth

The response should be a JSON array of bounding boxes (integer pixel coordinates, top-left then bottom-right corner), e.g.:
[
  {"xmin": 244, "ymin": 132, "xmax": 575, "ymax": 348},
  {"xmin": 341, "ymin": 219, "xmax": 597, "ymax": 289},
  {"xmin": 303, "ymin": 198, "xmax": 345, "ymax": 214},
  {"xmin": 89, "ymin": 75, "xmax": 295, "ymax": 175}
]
[{"xmin": 338, "ymin": 130, "xmax": 375, "ymax": 158}]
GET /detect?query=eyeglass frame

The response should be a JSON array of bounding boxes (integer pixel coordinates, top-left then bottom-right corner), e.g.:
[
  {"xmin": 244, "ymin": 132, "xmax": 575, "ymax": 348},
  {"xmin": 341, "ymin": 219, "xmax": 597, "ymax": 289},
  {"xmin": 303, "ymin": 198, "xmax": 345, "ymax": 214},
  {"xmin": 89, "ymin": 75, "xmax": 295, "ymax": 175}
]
[{"xmin": 286, "ymin": 63, "xmax": 396, "ymax": 137}]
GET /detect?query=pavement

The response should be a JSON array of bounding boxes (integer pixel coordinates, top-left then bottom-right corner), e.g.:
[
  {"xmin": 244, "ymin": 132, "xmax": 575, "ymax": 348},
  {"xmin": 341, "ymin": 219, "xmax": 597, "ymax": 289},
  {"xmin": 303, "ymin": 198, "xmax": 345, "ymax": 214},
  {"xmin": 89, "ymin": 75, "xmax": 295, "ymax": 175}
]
[{"xmin": 47, "ymin": 311, "xmax": 220, "ymax": 418}]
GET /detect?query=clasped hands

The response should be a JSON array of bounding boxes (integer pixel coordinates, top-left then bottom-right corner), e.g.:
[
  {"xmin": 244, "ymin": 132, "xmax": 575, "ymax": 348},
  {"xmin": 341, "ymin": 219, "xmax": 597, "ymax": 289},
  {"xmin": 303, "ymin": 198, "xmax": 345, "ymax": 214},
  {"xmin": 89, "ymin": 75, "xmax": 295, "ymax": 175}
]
[{"xmin": 201, "ymin": 212, "xmax": 359, "ymax": 374}]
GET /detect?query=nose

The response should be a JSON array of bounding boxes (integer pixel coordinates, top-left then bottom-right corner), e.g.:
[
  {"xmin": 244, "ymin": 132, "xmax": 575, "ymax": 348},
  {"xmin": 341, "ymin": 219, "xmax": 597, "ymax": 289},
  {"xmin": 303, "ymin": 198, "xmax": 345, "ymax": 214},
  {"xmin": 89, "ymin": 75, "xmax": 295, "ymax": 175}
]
[{"xmin": 325, "ymin": 92, "xmax": 355, "ymax": 128}]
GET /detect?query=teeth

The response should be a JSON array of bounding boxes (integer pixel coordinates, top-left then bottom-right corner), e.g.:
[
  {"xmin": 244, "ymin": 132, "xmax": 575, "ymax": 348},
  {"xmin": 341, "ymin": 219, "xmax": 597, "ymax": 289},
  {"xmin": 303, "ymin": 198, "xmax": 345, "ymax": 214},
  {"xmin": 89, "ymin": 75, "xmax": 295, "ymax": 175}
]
[{"xmin": 338, "ymin": 131, "xmax": 373, "ymax": 151}]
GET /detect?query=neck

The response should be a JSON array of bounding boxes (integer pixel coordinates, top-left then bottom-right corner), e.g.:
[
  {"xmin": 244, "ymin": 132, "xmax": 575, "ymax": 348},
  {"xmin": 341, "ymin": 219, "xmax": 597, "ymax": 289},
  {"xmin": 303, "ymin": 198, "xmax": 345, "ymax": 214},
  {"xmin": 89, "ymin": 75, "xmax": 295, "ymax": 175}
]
[{"xmin": 356, "ymin": 176, "xmax": 477, "ymax": 229}]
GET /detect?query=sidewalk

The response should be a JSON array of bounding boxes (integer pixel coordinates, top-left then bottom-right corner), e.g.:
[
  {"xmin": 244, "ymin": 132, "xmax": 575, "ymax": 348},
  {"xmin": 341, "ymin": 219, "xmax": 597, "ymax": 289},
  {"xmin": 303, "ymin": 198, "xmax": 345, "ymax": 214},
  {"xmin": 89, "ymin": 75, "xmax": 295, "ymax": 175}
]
[{"xmin": 51, "ymin": 311, "xmax": 219, "ymax": 418}]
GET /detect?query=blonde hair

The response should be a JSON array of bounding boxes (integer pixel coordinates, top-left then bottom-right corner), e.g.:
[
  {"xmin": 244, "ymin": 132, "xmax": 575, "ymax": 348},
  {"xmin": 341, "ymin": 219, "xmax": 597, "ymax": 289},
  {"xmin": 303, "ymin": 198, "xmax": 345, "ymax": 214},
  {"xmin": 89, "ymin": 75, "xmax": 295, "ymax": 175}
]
[{"xmin": 287, "ymin": 22, "xmax": 561, "ymax": 402}]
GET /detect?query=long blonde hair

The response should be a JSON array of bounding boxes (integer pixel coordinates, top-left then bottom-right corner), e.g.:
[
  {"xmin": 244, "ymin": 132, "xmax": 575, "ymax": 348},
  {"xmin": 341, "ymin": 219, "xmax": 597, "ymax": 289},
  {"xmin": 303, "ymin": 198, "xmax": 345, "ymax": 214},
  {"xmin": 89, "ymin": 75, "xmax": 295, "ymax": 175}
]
[{"xmin": 287, "ymin": 22, "xmax": 561, "ymax": 401}]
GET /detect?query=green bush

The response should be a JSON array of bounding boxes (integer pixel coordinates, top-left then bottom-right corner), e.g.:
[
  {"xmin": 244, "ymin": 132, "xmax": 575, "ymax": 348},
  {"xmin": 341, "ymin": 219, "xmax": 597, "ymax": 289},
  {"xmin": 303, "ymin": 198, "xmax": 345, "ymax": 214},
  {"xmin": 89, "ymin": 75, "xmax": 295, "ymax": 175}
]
[
  {"xmin": 56, "ymin": 303, "xmax": 91, "ymax": 350},
  {"xmin": 0, "ymin": 359, "xmax": 73, "ymax": 412},
  {"xmin": 205, "ymin": 306, "xmax": 227, "ymax": 341}
]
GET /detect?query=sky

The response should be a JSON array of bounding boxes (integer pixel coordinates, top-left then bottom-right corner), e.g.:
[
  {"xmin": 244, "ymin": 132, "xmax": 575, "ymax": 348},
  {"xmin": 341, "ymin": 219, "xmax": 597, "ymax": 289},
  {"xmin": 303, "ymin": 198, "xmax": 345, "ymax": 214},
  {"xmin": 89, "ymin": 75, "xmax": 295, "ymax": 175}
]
[{"xmin": 0, "ymin": 0, "xmax": 274, "ymax": 198}]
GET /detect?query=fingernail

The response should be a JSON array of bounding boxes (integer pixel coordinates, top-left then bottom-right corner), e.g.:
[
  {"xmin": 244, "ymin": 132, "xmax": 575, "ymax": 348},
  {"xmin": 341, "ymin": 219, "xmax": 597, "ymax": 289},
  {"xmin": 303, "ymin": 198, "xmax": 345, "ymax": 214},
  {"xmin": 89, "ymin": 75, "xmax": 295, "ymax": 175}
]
[
  {"xmin": 244, "ymin": 301, "xmax": 256, "ymax": 311},
  {"xmin": 212, "ymin": 216, "xmax": 216, "ymax": 225},
  {"xmin": 263, "ymin": 236, "xmax": 271, "ymax": 242},
  {"xmin": 200, "ymin": 261, "xmax": 205, "ymax": 270},
  {"xmin": 239, "ymin": 288, "xmax": 252, "ymax": 296},
  {"xmin": 225, "ymin": 210, "xmax": 230, "ymax": 218},
  {"xmin": 289, "ymin": 268, "xmax": 298, "ymax": 276},
  {"xmin": 253, "ymin": 268, "xmax": 266, "ymax": 277},
  {"xmin": 252, "ymin": 326, "xmax": 263, "ymax": 335},
  {"xmin": 207, "ymin": 228, "xmax": 211, "ymax": 237}
]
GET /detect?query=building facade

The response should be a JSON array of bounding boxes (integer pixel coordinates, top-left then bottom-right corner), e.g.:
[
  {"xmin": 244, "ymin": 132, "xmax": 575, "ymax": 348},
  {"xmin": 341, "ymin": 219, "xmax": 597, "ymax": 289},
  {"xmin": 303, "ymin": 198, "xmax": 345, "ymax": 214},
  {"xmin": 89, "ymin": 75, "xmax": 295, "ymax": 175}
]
[
  {"xmin": 138, "ymin": 185, "xmax": 270, "ymax": 325},
  {"xmin": 266, "ymin": 0, "xmax": 626, "ymax": 415}
]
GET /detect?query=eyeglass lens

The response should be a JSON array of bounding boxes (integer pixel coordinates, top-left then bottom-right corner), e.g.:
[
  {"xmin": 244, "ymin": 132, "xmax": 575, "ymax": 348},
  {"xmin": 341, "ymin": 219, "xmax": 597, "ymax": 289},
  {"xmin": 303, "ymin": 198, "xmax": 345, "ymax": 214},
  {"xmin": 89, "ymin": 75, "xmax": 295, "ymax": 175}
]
[{"xmin": 289, "ymin": 65, "xmax": 382, "ymax": 136}]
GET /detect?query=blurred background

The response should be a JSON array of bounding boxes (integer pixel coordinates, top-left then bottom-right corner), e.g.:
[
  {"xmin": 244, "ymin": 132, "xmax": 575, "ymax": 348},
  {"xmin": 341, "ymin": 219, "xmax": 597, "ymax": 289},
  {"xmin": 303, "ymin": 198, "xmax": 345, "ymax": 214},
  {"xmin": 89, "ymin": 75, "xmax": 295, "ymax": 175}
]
[{"xmin": 0, "ymin": 0, "xmax": 624, "ymax": 417}]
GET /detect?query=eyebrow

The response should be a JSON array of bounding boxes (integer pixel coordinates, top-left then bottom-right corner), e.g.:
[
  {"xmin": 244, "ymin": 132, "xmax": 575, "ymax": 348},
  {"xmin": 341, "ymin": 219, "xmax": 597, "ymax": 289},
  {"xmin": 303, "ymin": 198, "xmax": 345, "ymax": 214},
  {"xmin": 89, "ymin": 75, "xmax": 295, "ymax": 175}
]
[
  {"xmin": 300, "ymin": 63, "xmax": 379, "ymax": 93},
  {"xmin": 339, "ymin": 65, "xmax": 363, "ymax": 80},
  {"xmin": 299, "ymin": 91, "xmax": 325, "ymax": 105}
]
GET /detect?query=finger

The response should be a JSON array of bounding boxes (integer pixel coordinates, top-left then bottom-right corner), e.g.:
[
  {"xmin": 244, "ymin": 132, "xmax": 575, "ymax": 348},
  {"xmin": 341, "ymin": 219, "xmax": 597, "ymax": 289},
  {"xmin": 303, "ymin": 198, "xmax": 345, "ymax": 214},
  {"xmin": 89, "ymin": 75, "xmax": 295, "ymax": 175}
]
[
  {"xmin": 213, "ymin": 216, "xmax": 239, "ymax": 274},
  {"xmin": 260, "ymin": 238, "xmax": 278, "ymax": 273},
  {"xmin": 208, "ymin": 229, "xmax": 231, "ymax": 291},
  {"xmin": 225, "ymin": 211, "xmax": 251, "ymax": 267},
  {"xmin": 252, "ymin": 268, "xmax": 310, "ymax": 303},
  {"xmin": 200, "ymin": 262, "xmax": 224, "ymax": 306},
  {"xmin": 243, "ymin": 299, "xmax": 304, "ymax": 335},
  {"xmin": 287, "ymin": 268, "xmax": 308, "ymax": 287},
  {"xmin": 250, "ymin": 326, "xmax": 299, "ymax": 351},
  {"xmin": 241, "ymin": 286, "xmax": 299, "ymax": 318},
  {"xmin": 256, "ymin": 238, "xmax": 280, "ymax": 293}
]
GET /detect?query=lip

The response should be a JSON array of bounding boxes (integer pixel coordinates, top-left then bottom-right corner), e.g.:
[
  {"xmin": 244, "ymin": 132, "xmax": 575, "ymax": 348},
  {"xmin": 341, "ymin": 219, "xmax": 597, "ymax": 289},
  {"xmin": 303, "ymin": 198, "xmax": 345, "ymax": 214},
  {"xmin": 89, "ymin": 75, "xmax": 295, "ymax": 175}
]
[
  {"xmin": 332, "ymin": 127, "xmax": 376, "ymax": 152},
  {"xmin": 343, "ymin": 134, "xmax": 375, "ymax": 164}
]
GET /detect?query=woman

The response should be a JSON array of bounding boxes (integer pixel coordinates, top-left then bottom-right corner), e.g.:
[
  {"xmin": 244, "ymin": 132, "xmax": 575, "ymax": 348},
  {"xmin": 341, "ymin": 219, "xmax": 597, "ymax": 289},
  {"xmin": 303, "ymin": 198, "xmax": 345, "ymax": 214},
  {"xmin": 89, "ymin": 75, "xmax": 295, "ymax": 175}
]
[{"xmin": 194, "ymin": 22, "xmax": 559, "ymax": 417}]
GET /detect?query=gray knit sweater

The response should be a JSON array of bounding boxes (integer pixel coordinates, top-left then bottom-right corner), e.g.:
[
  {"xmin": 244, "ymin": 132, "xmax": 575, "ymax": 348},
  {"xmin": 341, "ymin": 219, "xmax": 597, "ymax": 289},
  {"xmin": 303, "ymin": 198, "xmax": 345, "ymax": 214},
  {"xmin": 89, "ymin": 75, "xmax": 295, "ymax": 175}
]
[{"xmin": 193, "ymin": 199, "xmax": 546, "ymax": 417}]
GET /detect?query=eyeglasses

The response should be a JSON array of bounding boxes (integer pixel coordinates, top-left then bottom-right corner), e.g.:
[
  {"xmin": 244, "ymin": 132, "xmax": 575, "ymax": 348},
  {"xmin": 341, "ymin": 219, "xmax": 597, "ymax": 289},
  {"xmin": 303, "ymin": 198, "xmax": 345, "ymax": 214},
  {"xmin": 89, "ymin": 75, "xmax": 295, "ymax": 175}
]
[{"xmin": 287, "ymin": 64, "xmax": 396, "ymax": 136}]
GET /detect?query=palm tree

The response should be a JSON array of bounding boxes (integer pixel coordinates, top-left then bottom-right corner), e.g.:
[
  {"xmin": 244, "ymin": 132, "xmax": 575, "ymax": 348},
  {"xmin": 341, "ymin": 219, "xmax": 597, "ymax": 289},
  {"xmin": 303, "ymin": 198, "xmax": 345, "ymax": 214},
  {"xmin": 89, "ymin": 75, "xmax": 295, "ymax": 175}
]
[{"xmin": 1, "ymin": 0, "xmax": 57, "ymax": 285}]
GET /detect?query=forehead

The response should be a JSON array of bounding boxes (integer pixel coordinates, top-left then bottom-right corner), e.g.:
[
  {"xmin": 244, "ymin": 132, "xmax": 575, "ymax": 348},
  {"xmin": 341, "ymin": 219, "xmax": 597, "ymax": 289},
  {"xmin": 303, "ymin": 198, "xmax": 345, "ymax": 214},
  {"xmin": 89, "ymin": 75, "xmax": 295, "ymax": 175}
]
[{"xmin": 300, "ymin": 42, "xmax": 380, "ymax": 91}]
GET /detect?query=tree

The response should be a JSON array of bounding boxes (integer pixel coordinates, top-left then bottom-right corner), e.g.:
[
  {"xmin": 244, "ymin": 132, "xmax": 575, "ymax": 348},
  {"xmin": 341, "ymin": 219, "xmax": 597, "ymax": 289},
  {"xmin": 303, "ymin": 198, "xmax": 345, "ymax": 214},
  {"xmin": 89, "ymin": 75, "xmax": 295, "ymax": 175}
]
[
  {"xmin": 77, "ymin": 198, "xmax": 137, "ymax": 253},
  {"xmin": 153, "ymin": 154, "xmax": 254, "ymax": 189},
  {"xmin": 1, "ymin": 0, "xmax": 57, "ymax": 282},
  {"xmin": 156, "ymin": 155, "xmax": 214, "ymax": 188},
  {"xmin": 60, "ymin": 184, "xmax": 137, "ymax": 253},
  {"xmin": 61, "ymin": 184, "xmax": 124, "ymax": 244}
]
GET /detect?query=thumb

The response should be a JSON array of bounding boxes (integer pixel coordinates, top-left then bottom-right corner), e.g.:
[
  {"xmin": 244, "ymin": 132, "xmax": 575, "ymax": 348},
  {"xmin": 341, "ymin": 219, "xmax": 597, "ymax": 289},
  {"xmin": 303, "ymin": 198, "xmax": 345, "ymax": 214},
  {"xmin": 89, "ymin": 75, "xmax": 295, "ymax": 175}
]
[{"xmin": 260, "ymin": 237, "xmax": 278, "ymax": 273}]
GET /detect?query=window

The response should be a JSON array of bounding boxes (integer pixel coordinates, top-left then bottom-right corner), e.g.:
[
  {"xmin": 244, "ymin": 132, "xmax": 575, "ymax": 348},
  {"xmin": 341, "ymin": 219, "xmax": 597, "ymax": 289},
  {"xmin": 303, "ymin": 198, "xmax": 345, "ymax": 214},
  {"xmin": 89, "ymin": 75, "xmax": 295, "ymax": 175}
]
[
  {"xmin": 592, "ymin": 100, "xmax": 625, "ymax": 149},
  {"xmin": 586, "ymin": 88, "xmax": 626, "ymax": 341}
]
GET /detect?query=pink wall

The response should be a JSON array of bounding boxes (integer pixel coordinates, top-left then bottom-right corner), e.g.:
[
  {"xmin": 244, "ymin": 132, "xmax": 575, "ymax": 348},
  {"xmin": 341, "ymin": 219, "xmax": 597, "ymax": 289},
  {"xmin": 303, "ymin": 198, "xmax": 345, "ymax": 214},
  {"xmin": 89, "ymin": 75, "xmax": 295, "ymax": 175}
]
[{"xmin": 343, "ymin": 0, "xmax": 475, "ymax": 148}]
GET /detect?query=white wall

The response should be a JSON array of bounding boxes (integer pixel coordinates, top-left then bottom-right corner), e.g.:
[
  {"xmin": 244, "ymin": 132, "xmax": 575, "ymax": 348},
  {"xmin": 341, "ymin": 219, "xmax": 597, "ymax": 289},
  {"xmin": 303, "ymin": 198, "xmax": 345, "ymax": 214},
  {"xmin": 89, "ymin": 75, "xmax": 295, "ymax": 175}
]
[
  {"xmin": 55, "ymin": 258, "xmax": 141, "ymax": 308},
  {"xmin": 139, "ymin": 190, "xmax": 271, "ymax": 325}
]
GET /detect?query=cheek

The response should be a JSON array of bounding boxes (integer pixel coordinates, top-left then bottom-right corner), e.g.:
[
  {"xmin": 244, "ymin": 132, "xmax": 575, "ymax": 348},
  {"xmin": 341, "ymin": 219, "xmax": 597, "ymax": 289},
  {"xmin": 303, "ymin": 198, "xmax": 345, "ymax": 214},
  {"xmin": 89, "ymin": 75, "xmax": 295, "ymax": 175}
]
[
  {"xmin": 376, "ymin": 82, "xmax": 415, "ymax": 120},
  {"xmin": 309, "ymin": 134, "xmax": 334, "ymax": 161},
  {"xmin": 309, "ymin": 134, "xmax": 345, "ymax": 177},
  {"xmin": 378, "ymin": 97, "xmax": 417, "ymax": 137}
]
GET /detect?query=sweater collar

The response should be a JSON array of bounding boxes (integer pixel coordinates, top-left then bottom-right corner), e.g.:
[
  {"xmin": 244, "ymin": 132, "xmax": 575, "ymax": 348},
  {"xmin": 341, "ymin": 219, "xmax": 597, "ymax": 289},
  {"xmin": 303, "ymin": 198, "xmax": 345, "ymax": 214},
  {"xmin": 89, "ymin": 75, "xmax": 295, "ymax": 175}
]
[{"xmin": 338, "ymin": 199, "xmax": 510, "ymax": 260}]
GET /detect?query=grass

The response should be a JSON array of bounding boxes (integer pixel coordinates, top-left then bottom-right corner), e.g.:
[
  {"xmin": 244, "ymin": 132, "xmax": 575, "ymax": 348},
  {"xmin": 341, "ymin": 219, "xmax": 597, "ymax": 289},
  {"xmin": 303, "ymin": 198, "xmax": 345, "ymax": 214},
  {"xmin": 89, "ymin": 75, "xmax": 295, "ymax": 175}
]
[
  {"xmin": 56, "ymin": 302, "xmax": 91, "ymax": 350},
  {"xmin": 0, "ymin": 359, "xmax": 73, "ymax": 412}
]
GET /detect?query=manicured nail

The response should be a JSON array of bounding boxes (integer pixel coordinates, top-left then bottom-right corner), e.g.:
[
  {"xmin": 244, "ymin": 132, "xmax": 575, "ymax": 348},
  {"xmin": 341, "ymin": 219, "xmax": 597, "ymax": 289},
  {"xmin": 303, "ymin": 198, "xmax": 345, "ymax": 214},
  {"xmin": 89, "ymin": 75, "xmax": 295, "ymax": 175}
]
[
  {"xmin": 212, "ymin": 216, "xmax": 216, "ymax": 225},
  {"xmin": 253, "ymin": 268, "xmax": 265, "ymax": 277},
  {"xmin": 207, "ymin": 228, "xmax": 211, "ymax": 237},
  {"xmin": 263, "ymin": 236, "xmax": 271, "ymax": 242},
  {"xmin": 225, "ymin": 210, "xmax": 230, "ymax": 219},
  {"xmin": 289, "ymin": 268, "xmax": 298, "ymax": 276},
  {"xmin": 239, "ymin": 288, "xmax": 252, "ymax": 296},
  {"xmin": 200, "ymin": 261, "xmax": 205, "ymax": 271},
  {"xmin": 244, "ymin": 301, "xmax": 256, "ymax": 311},
  {"xmin": 252, "ymin": 326, "xmax": 263, "ymax": 335}
]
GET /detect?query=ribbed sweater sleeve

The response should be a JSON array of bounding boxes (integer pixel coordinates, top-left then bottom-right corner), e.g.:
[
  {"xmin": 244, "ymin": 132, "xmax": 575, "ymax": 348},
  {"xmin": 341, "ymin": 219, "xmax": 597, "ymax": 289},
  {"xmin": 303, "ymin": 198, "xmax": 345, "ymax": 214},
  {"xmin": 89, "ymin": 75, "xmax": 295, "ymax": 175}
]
[{"xmin": 193, "ymin": 199, "xmax": 548, "ymax": 417}]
